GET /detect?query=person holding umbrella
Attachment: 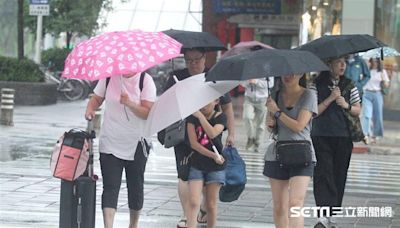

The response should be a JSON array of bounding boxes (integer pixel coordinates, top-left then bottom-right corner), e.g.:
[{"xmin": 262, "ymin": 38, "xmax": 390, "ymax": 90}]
[
  {"xmin": 311, "ymin": 56, "xmax": 362, "ymax": 228},
  {"xmin": 264, "ymin": 74, "xmax": 318, "ymax": 228},
  {"xmin": 62, "ymin": 30, "xmax": 181, "ymax": 228},
  {"xmin": 186, "ymin": 98, "xmax": 227, "ymax": 228},
  {"xmin": 162, "ymin": 47, "xmax": 235, "ymax": 227},
  {"xmin": 85, "ymin": 72, "xmax": 156, "ymax": 228}
]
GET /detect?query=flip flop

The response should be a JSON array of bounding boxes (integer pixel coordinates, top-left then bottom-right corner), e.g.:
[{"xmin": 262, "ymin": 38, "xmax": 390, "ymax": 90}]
[
  {"xmin": 197, "ymin": 208, "xmax": 207, "ymax": 224},
  {"xmin": 176, "ymin": 218, "xmax": 187, "ymax": 228}
]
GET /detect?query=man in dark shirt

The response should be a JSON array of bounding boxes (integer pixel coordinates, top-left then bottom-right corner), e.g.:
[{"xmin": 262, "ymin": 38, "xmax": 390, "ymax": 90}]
[{"xmin": 163, "ymin": 48, "xmax": 236, "ymax": 227}]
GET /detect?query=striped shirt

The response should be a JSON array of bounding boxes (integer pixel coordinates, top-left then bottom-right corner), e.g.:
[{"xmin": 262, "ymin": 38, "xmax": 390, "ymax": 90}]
[{"xmin": 349, "ymin": 87, "xmax": 361, "ymax": 104}]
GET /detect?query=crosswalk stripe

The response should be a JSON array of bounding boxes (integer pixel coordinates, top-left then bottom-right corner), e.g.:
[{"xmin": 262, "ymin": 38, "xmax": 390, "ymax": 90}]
[{"xmin": 145, "ymin": 150, "xmax": 400, "ymax": 197}]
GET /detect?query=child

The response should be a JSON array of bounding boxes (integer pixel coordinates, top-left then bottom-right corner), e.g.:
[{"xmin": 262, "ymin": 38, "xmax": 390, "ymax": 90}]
[{"xmin": 186, "ymin": 99, "xmax": 227, "ymax": 228}]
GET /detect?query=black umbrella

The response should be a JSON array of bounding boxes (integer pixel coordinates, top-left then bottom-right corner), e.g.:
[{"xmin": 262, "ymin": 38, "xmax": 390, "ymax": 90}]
[
  {"xmin": 162, "ymin": 29, "xmax": 226, "ymax": 52},
  {"xmin": 296, "ymin": 34, "xmax": 386, "ymax": 60},
  {"xmin": 205, "ymin": 49, "xmax": 329, "ymax": 82}
]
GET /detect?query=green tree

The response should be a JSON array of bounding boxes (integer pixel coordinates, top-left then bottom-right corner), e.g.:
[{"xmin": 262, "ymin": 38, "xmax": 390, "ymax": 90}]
[{"xmin": 24, "ymin": 0, "xmax": 113, "ymax": 48}]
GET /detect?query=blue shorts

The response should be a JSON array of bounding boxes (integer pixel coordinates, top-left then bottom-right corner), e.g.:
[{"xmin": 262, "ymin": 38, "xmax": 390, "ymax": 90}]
[
  {"xmin": 263, "ymin": 161, "xmax": 315, "ymax": 180},
  {"xmin": 188, "ymin": 167, "xmax": 225, "ymax": 185}
]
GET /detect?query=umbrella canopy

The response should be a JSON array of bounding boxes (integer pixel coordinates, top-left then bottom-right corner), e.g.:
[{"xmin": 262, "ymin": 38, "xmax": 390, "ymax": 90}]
[
  {"xmin": 221, "ymin": 40, "xmax": 274, "ymax": 58},
  {"xmin": 162, "ymin": 29, "xmax": 226, "ymax": 52},
  {"xmin": 296, "ymin": 34, "xmax": 386, "ymax": 60},
  {"xmin": 362, "ymin": 47, "xmax": 400, "ymax": 59},
  {"xmin": 62, "ymin": 30, "xmax": 182, "ymax": 80},
  {"xmin": 143, "ymin": 73, "xmax": 238, "ymax": 136},
  {"xmin": 205, "ymin": 49, "xmax": 329, "ymax": 82}
]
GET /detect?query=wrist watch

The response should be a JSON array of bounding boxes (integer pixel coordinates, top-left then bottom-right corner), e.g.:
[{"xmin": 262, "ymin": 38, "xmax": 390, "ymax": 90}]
[{"xmin": 274, "ymin": 110, "xmax": 282, "ymax": 119}]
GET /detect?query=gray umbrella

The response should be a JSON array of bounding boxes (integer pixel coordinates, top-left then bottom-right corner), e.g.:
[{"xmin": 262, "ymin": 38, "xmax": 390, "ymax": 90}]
[
  {"xmin": 205, "ymin": 49, "xmax": 329, "ymax": 82},
  {"xmin": 296, "ymin": 34, "xmax": 386, "ymax": 60},
  {"xmin": 162, "ymin": 29, "xmax": 226, "ymax": 52}
]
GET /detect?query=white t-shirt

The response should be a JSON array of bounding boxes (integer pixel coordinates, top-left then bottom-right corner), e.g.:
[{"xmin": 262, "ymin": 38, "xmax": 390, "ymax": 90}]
[
  {"xmin": 93, "ymin": 73, "xmax": 156, "ymax": 160},
  {"xmin": 363, "ymin": 69, "xmax": 390, "ymax": 91}
]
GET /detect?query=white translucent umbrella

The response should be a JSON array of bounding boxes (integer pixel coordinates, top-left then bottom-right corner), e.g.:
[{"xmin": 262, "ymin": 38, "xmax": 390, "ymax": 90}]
[
  {"xmin": 362, "ymin": 47, "xmax": 400, "ymax": 59},
  {"xmin": 143, "ymin": 73, "xmax": 238, "ymax": 137}
]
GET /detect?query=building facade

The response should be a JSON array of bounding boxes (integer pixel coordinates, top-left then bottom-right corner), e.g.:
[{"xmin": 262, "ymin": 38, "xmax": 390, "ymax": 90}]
[{"xmin": 203, "ymin": 0, "xmax": 399, "ymax": 109}]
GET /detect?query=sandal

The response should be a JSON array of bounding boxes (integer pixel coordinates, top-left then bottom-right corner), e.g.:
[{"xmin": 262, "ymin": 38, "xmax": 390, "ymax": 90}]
[
  {"xmin": 176, "ymin": 218, "xmax": 187, "ymax": 228},
  {"xmin": 197, "ymin": 208, "xmax": 207, "ymax": 224}
]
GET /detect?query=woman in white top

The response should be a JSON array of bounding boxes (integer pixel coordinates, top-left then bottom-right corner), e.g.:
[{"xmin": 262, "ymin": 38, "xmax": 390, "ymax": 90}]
[
  {"xmin": 85, "ymin": 72, "xmax": 156, "ymax": 228},
  {"xmin": 361, "ymin": 58, "xmax": 390, "ymax": 144}
]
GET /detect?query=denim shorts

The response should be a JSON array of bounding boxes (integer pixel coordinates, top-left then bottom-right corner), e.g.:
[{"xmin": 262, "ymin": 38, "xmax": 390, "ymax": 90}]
[
  {"xmin": 263, "ymin": 161, "xmax": 315, "ymax": 180},
  {"xmin": 188, "ymin": 167, "xmax": 225, "ymax": 185}
]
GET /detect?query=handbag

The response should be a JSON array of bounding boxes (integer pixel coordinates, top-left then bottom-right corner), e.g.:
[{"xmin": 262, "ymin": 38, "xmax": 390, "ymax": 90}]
[
  {"xmin": 163, "ymin": 119, "xmax": 187, "ymax": 148},
  {"xmin": 380, "ymin": 72, "xmax": 389, "ymax": 95},
  {"xmin": 275, "ymin": 140, "xmax": 312, "ymax": 167},
  {"xmin": 219, "ymin": 146, "xmax": 247, "ymax": 202},
  {"xmin": 342, "ymin": 110, "xmax": 365, "ymax": 142},
  {"xmin": 341, "ymin": 81, "xmax": 365, "ymax": 142}
]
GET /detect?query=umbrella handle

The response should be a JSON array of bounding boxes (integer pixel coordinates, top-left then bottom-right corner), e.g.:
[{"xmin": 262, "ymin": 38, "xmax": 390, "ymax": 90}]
[
  {"xmin": 212, "ymin": 145, "xmax": 222, "ymax": 160},
  {"xmin": 173, "ymin": 75, "xmax": 179, "ymax": 83}
]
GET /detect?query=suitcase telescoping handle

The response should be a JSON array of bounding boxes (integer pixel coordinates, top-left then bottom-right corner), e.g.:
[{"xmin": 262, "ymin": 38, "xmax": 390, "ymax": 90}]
[{"xmin": 86, "ymin": 120, "xmax": 96, "ymax": 178}]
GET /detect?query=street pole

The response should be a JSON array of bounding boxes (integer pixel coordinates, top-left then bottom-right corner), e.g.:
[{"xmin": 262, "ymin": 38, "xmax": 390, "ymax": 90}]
[{"xmin": 35, "ymin": 15, "xmax": 43, "ymax": 64}]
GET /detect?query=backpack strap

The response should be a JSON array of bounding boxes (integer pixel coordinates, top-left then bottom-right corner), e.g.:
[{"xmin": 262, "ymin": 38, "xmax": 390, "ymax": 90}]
[
  {"xmin": 103, "ymin": 77, "xmax": 111, "ymax": 97},
  {"xmin": 106, "ymin": 77, "xmax": 111, "ymax": 89},
  {"xmin": 139, "ymin": 72, "xmax": 145, "ymax": 92}
]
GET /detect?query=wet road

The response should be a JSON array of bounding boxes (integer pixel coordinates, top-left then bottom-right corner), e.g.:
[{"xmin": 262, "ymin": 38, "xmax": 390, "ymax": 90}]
[{"xmin": 1, "ymin": 100, "xmax": 399, "ymax": 227}]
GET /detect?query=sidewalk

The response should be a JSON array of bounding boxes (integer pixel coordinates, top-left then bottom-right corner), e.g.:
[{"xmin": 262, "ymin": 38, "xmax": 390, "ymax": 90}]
[{"xmin": 0, "ymin": 99, "xmax": 399, "ymax": 227}]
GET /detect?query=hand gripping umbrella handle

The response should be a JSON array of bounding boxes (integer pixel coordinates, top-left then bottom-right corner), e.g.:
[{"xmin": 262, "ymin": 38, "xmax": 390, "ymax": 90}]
[{"xmin": 212, "ymin": 145, "xmax": 222, "ymax": 160}]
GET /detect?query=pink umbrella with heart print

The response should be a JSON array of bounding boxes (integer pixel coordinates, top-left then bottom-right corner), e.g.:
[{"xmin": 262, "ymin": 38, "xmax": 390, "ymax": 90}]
[{"xmin": 62, "ymin": 30, "xmax": 182, "ymax": 80}]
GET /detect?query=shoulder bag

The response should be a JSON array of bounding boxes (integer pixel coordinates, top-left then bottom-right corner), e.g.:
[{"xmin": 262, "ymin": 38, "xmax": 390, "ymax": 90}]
[
  {"xmin": 380, "ymin": 72, "xmax": 389, "ymax": 95},
  {"xmin": 272, "ymin": 90, "xmax": 312, "ymax": 167},
  {"xmin": 341, "ymin": 81, "xmax": 365, "ymax": 142},
  {"xmin": 163, "ymin": 119, "xmax": 187, "ymax": 148}
]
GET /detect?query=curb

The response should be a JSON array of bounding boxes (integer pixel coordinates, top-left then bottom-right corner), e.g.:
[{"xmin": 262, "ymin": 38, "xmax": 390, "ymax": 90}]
[{"xmin": 353, "ymin": 146, "xmax": 370, "ymax": 154}]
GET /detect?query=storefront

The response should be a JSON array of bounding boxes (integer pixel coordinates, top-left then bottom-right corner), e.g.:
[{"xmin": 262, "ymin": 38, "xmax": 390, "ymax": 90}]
[
  {"xmin": 299, "ymin": 0, "xmax": 343, "ymax": 45},
  {"xmin": 375, "ymin": 0, "xmax": 400, "ymax": 109}
]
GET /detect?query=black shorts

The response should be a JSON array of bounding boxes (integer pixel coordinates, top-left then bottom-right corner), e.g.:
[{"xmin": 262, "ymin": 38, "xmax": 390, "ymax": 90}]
[
  {"xmin": 99, "ymin": 141, "xmax": 149, "ymax": 210},
  {"xmin": 263, "ymin": 161, "xmax": 315, "ymax": 180}
]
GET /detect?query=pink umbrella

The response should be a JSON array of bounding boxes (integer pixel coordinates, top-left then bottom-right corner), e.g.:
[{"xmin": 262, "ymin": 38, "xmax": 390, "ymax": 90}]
[
  {"xmin": 62, "ymin": 30, "xmax": 182, "ymax": 80},
  {"xmin": 221, "ymin": 41, "xmax": 273, "ymax": 58}
]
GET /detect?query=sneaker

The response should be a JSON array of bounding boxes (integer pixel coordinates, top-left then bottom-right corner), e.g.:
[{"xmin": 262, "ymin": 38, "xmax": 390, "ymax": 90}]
[
  {"xmin": 314, "ymin": 217, "xmax": 329, "ymax": 228},
  {"xmin": 253, "ymin": 141, "xmax": 260, "ymax": 152},
  {"xmin": 363, "ymin": 136, "xmax": 370, "ymax": 145},
  {"xmin": 246, "ymin": 138, "xmax": 254, "ymax": 150}
]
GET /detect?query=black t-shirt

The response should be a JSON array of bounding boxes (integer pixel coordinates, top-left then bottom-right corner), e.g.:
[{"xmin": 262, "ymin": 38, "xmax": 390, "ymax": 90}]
[
  {"xmin": 186, "ymin": 112, "xmax": 227, "ymax": 172},
  {"xmin": 163, "ymin": 68, "xmax": 232, "ymax": 105}
]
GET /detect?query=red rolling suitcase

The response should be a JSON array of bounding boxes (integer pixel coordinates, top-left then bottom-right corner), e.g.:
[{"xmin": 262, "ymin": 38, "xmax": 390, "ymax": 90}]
[{"xmin": 59, "ymin": 121, "xmax": 97, "ymax": 228}]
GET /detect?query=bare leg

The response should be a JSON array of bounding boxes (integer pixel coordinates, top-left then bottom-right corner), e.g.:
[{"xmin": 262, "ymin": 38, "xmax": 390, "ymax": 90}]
[
  {"xmin": 269, "ymin": 178, "xmax": 289, "ymax": 228},
  {"xmin": 187, "ymin": 180, "xmax": 203, "ymax": 228},
  {"xmin": 288, "ymin": 176, "xmax": 311, "ymax": 228},
  {"xmin": 204, "ymin": 183, "xmax": 222, "ymax": 228},
  {"xmin": 178, "ymin": 179, "xmax": 190, "ymax": 219},
  {"xmin": 129, "ymin": 209, "xmax": 140, "ymax": 228},
  {"xmin": 197, "ymin": 186, "xmax": 207, "ymax": 223},
  {"xmin": 103, "ymin": 207, "xmax": 116, "ymax": 228}
]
